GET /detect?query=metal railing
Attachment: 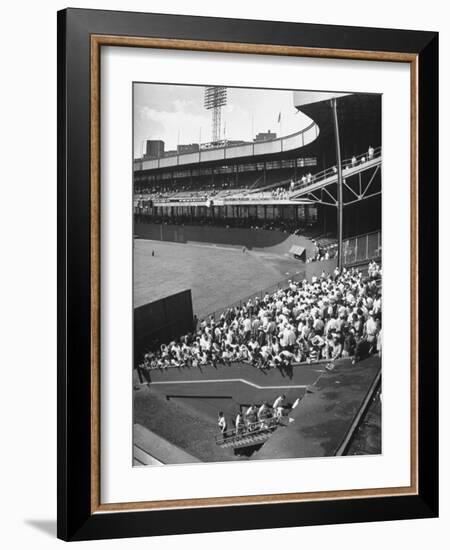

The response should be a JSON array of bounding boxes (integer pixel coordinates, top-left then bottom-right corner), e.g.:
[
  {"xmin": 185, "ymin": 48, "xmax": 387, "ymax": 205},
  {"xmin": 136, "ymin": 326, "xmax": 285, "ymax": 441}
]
[
  {"xmin": 135, "ymin": 147, "xmax": 382, "ymax": 209},
  {"xmin": 343, "ymin": 230, "xmax": 381, "ymax": 265},
  {"xmin": 221, "ymin": 147, "xmax": 382, "ymax": 204},
  {"xmin": 198, "ymin": 147, "xmax": 382, "ymax": 205},
  {"xmin": 216, "ymin": 417, "xmax": 279, "ymax": 446},
  {"xmin": 291, "ymin": 146, "xmax": 382, "ymax": 194}
]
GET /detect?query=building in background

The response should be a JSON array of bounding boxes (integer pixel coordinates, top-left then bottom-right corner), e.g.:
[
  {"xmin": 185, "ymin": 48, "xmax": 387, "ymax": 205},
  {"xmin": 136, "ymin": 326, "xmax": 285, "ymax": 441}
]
[
  {"xmin": 145, "ymin": 139, "xmax": 165, "ymax": 159},
  {"xmin": 177, "ymin": 143, "xmax": 200, "ymax": 154},
  {"xmin": 254, "ymin": 130, "xmax": 277, "ymax": 142},
  {"xmin": 134, "ymin": 93, "xmax": 381, "ymax": 238}
]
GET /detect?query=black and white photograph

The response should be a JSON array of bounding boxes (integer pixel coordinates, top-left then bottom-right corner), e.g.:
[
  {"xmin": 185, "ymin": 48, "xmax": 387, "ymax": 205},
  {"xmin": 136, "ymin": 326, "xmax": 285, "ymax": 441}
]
[
  {"xmin": 132, "ymin": 83, "xmax": 382, "ymax": 465},
  {"xmin": 0, "ymin": 0, "xmax": 443, "ymax": 546}
]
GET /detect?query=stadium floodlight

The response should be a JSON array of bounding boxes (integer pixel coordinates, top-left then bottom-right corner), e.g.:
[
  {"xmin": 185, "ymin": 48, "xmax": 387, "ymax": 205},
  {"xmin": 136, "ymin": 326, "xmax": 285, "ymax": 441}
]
[{"xmin": 204, "ymin": 86, "xmax": 227, "ymax": 143}]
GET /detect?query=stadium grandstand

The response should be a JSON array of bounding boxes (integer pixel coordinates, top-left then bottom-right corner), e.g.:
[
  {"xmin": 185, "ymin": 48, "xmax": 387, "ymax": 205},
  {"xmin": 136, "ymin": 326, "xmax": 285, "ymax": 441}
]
[
  {"xmin": 133, "ymin": 88, "xmax": 382, "ymax": 465},
  {"xmin": 134, "ymin": 92, "xmax": 381, "ymax": 241}
]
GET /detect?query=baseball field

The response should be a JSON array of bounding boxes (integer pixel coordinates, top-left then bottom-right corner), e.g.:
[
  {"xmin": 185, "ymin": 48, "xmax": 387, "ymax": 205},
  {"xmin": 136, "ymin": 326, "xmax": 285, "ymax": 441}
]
[{"xmin": 134, "ymin": 237, "xmax": 305, "ymax": 318}]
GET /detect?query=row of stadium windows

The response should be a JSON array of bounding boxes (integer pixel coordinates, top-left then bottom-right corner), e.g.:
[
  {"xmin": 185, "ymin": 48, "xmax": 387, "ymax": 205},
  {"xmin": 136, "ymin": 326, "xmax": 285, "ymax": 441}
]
[
  {"xmin": 136, "ymin": 204, "xmax": 318, "ymax": 222},
  {"xmin": 133, "ymin": 157, "xmax": 317, "ymax": 183}
]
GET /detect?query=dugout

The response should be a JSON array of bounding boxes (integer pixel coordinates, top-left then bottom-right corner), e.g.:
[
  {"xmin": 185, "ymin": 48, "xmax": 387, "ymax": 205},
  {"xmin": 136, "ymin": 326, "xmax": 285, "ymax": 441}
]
[{"xmin": 289, "ymin": 244, "xmax": 306, "ymax": 260}]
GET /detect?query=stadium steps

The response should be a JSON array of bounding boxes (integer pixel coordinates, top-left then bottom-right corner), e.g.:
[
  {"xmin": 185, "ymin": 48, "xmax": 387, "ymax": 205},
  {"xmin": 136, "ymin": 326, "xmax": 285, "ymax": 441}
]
[
  {"xmin": 133, "ymin": 443, "xmax": 164, "ymax": 466},
  {"xmin": 133, "ymin": 423, "xmax": 202, "ymax": 465},
  {"xmin": 217, "ymin": 421, "xmax": 279, "ymax": 449},
  {"xmin": 219, "ymin": 431, "xmax": 272, "ymax": 449}
]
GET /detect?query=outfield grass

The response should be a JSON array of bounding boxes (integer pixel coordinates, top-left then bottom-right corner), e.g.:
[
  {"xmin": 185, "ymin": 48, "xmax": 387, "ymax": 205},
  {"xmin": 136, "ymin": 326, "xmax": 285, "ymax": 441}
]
[{"xmin": 134, "ymin": 238, "xmax": 304, "ymax": 318}]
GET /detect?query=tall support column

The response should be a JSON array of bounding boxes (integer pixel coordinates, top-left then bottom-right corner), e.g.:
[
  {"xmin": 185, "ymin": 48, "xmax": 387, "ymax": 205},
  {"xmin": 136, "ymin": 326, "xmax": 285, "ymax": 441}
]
[{"xmin": 331, "ymin": 98, "xmax": 344, "ymax": 270}]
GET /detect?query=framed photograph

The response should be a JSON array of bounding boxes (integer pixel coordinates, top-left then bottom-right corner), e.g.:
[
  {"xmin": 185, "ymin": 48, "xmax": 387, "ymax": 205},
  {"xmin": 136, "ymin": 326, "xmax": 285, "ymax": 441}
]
[{"xmin": 57, "ymin": 8, "xmax": 438, "ymax": 541}]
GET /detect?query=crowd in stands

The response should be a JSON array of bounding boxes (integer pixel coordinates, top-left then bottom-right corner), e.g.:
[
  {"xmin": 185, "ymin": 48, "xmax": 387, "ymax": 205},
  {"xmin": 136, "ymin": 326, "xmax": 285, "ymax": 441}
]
[
  {"xmin": 307, "ymin": 240, "xmax": 338, "ymax": 262},
  {"xmin": 271, "ymin": 186, "xmax": 291, "ymax": 200},
  {"xmin": 135, "ymin": 175, "xmax": 261, "ymax": 201},
  {"xmin": 135, "ymin": 146, "xmax": 379, "ymax": 205},
  {"xmin": 137, "ymin": 262, "xmax": 382, "ymax": 379},
  {"xmin": 135, "ymin": 172, "xmax": 313, "ymax": 204},
  {"xmin": 137, "ymin": 182, "xmax": 296, "ymax": 204}
]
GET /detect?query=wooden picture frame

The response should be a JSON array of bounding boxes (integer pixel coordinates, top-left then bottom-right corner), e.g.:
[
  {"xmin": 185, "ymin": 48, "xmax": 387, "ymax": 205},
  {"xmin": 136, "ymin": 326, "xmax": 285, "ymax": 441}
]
[{"xmin": 57, "ymin": 8, "xmax": 438, "ymax": 541}]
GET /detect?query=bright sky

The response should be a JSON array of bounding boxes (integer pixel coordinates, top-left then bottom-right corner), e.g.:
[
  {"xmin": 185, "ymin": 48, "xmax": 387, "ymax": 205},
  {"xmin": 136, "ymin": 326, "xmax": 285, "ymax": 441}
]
[{"xmin": 133, "ymin": 83, "xmax": 312, "ymax": 158}]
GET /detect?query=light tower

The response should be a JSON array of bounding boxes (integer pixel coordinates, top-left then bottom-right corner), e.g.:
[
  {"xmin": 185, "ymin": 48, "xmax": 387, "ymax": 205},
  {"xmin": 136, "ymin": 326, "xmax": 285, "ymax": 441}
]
[{"xmin": 204, "ymin": 86, "xmax": 227, "ymax": 143}]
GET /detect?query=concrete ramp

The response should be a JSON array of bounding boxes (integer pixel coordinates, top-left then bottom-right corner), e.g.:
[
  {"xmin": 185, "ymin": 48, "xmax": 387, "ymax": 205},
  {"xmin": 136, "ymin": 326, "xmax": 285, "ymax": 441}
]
[{"xmin": 254, "ymin": 356, "xmax": 381, "ymax": 460}]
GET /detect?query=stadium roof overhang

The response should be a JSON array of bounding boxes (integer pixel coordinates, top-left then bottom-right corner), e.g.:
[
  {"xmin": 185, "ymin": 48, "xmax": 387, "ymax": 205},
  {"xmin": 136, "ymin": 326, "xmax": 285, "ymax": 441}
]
[
  {"xmin": 134, "ymin": 92, "xmax": 381, "ymax": 175},
  {"xmin": 133, "ymin": 120, "xmax": 320, "ymax": 174},
  {"xmin": 293, "ymin": 92, "xmax": 382, "ymax": 166}
]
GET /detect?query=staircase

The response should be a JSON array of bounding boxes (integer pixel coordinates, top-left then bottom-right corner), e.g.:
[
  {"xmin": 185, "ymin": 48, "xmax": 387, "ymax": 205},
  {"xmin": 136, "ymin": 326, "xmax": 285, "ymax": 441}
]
[{"xmin": 216, "ymin": 418, "xmax": 280, "ymax": 449}]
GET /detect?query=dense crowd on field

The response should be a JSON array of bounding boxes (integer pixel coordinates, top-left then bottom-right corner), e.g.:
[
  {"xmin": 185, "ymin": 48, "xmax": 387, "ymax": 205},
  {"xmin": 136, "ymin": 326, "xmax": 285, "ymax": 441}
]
[{"xmin": 137, "ymin": 261, "xmax": 382, "ymax": 378}]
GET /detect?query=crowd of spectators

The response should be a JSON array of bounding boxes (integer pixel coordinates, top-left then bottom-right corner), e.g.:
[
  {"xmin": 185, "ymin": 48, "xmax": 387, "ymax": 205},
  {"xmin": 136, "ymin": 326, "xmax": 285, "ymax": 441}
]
[
  {"xmin": 271, "ymin": 186, "xmax": 291, "ymax": 200},
  {"xmin": 137, "ymin": 262, "xmax": 382, "ymax": 379},
  {"xmin": 135, "ymin": 147, "xmax": 379, "ymax": 206},
  {"xmin": 135, "ymin": 175, "xmax": 261, "ymax": 202},
  {"xmin": 135, "ymin": 173, "xmax": 311, "ymax": 205},
  {"xmin": 306, "ymin": 240, "xmax": 338, "ymax": 262}
]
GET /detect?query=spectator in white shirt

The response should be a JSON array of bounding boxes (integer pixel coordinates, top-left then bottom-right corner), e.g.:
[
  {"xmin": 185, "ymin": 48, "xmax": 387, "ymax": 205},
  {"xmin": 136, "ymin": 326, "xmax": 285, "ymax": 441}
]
[
  {"xmin": 218, "ymin": 412, "xmax": 227, "ymax": 436},
  {"xmin": 272, "ymin": 394, "xmax": 286, "ymax": 418}
]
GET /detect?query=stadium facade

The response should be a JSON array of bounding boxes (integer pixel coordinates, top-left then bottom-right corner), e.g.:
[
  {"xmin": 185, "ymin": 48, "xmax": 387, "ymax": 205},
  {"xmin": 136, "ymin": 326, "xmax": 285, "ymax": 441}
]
[{"xmin": 133, "ymin": 92, "xmax": 382, "ymax": 238}]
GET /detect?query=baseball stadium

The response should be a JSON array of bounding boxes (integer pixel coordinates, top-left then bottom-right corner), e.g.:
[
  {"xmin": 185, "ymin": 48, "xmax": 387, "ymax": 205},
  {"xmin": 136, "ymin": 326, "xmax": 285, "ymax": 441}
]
[{"xmin": 132, "ymin": 87, "xmax": 382, "ymax": 465}]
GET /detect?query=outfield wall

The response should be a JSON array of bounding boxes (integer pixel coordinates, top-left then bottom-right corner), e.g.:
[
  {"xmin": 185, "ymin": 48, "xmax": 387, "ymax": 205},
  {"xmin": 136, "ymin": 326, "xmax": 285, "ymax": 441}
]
[
  {"xmin": 134, "ymin": 289, "xmax": 194, "ymax": 364},
  {"xmin": 134, "ymin": 222, "xmax": 317, "ymax": 257}
]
